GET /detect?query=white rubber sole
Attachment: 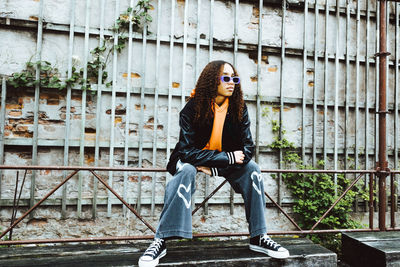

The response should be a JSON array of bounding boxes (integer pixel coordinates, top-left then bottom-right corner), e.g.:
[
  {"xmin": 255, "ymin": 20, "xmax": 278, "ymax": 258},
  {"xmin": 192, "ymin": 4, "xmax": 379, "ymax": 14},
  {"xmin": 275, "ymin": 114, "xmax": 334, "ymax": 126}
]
[
  {"xmin": 138, "ymin": 249, "xmax": 167, "ymax": 267},
  {"xmin": 249, "ymin": 244, "xmax": 290, "ymax": 259}
]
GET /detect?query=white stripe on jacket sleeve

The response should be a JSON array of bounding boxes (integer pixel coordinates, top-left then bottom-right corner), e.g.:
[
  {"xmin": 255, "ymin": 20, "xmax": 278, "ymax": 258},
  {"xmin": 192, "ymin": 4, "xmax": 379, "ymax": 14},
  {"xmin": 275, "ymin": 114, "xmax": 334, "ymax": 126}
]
[
  {"xmin": 211, "ymin": 167, "xmax": 218, "ymax": 176},
  {"xmin": 226, "ymin": 152, "xmax": 236, "ymax": 165}
]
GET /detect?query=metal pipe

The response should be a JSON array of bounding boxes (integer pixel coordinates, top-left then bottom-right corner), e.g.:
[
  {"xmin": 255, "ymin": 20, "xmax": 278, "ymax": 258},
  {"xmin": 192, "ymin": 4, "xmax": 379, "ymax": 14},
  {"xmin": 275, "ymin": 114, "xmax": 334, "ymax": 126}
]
[
  {"xmin": 395, "ymin": 1, "xmax": 400, "ymax": 213},
  {"xmin": 166, "ymin": 0, "xmax": 175, "ymax": 184},
  {"xmin": 364, "ymin": 0, "xmax": 371, "ymax": 212},
  {"xmin": 255, "ymin": 0, "xmax": 262, "ymax": 162},
  {"xmin": 181, "ymin": 0, "xmax": 188, "ymax": 108},
  {"xmin": 313, "ymin": 2, "xmax": 319, "ymax": 167},
  {"xmin": 301, "ymin": 0, "xmax": 308, "ymax": 161},
  {"xmin": 353, "ymin": 0, "xmax": 361, "ymax": 211},
  {"xmin": 151, "ymin": 0, "xmax": 162, "ymax": 216},
  {"xmin": 364, "ymin": 0, "xmax": 370, "ymax": 167},
  {"xmin": 229, "ymin": 0, "xmax": 240, "ymax": 215},
  {"xmin": 0, "ymin": 165, "xmax": 169, "ymax": 171},
  {"xmin": 123, "ymin": 0, "xmax": 134, "ymax": 217},
  {"xmin": 0, "ymin": 165, "xmax": 377, "ymax": 174},
  {"xmin": 30, "ymin": 0, "xmax": 44, "ymax": 218},
  {"xmin": 375, "ymin": 0, "xmax": 380, "ymax": 169},
  {"xmin": 0, "ymin": 77, "xmax": 7, "ymax": 199},
  {"xmin": 195, "ymin": 0, "xmax": 201, "ymax": 79},
  {"xmin": 355, "ymin": 0, "xmax": 361, "ymax": 178},
  {"xmin": 391, "ymin": 173, "xmax": 395, "ymax": 228},
  {"xmin": 0, "ymin": 170, "xmax": 80, "ymax": 239},
  {"xmin": 323, "ymin": 0, "xmax": 328, "ymax": 166},
  {"xmin": 209, "ymin": 0, "xmax": 214, "ymax": 61},
  {"xmin": 278, "ymin": 0, "xmax": 286, "ymax": 206},
  {"xmin": 369, "ymin": 173, "xmax": 374, "ymax": 229},
  {"xmin": 333, "ymin": 0, "xmax": 339, "ymax": 195},
  {"xmin": 93, "ymin": 0, "xmax": 106, "ymax": 219},
  {"xmin": 234, "ymin": 0, "xmax": 239, "ymax": 67},
  {"xmin": 108, "ymin": 0, "xmax": 120, "ymax": 217},
  {"xmin": 262, "ymin": 169, "xmax": 374, "ymax": 174},
  {"xmin": 344, "ymin": 0, "xmax": 350, "ymax": 170},
  {"xmin": 204, "ymin": 173, "xmax": 209, "ymax": 215},
  {"xmin": 378, "ymin": 0, "xmax": 389, "ymax": 231},
  {"xmin": 233, "ymin": 0, "xmax": 239, "ymax": 181},
  {"xmin": 385, "ymin": 0, "xmax": 389, "ymax": 141},
  {"xmin": 253, "ymin": 0, "xmax": 262, "ymax": 218},
  {"xmin": 137, "ymin": 11, "xmax": 148, "ymax": 215},
  {"xmin": 79, "ymin": 0, "xmax": 91, "ymax": 219},
  {"xmin": 63, "ymin": 0, "xmax": 76, "ymax": 219}
]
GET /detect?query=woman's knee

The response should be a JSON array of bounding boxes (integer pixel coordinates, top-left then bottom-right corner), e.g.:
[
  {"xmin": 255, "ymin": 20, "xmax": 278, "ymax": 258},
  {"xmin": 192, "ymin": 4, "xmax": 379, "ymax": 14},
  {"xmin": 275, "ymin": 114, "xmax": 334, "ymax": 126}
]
[
  {"xmin": 245, "ymin": 161, "xmax": 264, "ymax": 193},
  {"xmin": 176, "ymin": 162, "xmax": 197, "ymax": 182},
  {"xmin": 244, "ymin": 160, "xmax": 261, "ymax": 173}
]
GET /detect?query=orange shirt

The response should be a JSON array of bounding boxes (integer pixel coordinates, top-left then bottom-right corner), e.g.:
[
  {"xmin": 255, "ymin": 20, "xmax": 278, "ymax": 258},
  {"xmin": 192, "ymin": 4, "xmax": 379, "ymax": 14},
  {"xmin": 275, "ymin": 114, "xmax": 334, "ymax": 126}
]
[{"xmin": 203, "ymin": 98, "xmax": 229, "ymax": 152}]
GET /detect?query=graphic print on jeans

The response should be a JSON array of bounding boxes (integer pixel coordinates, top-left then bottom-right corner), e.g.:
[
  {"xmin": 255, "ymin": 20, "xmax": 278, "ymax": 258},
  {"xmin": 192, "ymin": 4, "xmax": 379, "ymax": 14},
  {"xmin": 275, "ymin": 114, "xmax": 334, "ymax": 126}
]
[
  {"xmin": 251, "ymin": 171, "xmax": 262, "ymax": 195},
  {"xmin": 177, "ymin": 183, "xmax": 192, "ymax": 209},
  {"xmin": 176, "ymin": 160, "xmax": 192, "ymax": 209}
]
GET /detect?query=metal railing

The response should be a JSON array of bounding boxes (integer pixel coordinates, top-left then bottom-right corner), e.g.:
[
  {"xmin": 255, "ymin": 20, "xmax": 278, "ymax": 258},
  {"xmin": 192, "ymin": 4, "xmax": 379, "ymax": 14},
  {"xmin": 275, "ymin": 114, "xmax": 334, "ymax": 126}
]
[
  {"xmin": 0, "ymin": 165, "xmax": 398, "ymax": 246},
  {"xmin": 0, "ymin": 0, "xmax": 400, "ymax": 246},
  {"xmin": 1, "ymin": 0, "xmax": 400, "ymax": 219}
]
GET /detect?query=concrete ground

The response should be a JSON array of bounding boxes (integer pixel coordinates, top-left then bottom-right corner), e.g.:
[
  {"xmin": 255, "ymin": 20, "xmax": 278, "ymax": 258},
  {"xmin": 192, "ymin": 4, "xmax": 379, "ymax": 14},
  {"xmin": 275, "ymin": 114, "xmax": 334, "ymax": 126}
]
[{"xmin": 0, "ymin": 237, "xmax": 337, "ymax": 267}]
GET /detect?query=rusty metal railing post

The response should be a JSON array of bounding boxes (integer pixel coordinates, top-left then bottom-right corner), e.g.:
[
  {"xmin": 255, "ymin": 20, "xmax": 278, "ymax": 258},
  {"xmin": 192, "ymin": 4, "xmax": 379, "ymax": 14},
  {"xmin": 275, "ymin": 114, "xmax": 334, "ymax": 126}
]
[
  {"xmin": 378, "ymin": 169, "xmax": 388, "ymax": 231},
  {"xmin": 391, "ymin": 173, "xmax": 396, "ymax": 228},
  {"xmin": 369, "ymin": 173, "xmax": 374, "ymax": 229},
  {"xmin": 377, "ymin": 0, "xmax": 390, "ymax": 232}
]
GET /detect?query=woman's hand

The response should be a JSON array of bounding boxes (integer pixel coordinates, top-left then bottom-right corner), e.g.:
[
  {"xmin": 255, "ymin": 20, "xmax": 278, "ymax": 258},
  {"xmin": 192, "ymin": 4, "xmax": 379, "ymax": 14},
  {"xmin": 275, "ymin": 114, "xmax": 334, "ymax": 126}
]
[
  {"xmin": 234, "ymin": 150, "xmax": 245, "ymax": 164},
  {"xmin": 196, "ymin": 166, "xmax": 212, "ymax": 175}
]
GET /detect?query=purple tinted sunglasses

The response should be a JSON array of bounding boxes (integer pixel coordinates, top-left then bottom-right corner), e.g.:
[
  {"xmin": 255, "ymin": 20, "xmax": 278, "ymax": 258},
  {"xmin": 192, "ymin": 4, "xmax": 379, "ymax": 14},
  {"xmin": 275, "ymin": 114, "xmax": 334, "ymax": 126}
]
[{"xmin": 220, "ymin": 75, "xmax": 240, "ymax": 84}]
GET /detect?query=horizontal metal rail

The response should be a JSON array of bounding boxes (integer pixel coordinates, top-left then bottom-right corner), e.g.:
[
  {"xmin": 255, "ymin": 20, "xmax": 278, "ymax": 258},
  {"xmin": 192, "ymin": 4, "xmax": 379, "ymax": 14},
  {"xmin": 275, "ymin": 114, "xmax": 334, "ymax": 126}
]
[{"xmin": 0, "ymin": 165, "xmax": 378, "ymax": 173}]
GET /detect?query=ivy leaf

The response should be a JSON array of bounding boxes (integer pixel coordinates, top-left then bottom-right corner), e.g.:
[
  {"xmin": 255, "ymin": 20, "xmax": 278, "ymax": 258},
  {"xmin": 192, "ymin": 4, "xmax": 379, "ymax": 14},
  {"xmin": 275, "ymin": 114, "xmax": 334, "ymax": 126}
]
[{"xmin": 41, "ymin": 65, "xmax": 51, "ymax": 71}]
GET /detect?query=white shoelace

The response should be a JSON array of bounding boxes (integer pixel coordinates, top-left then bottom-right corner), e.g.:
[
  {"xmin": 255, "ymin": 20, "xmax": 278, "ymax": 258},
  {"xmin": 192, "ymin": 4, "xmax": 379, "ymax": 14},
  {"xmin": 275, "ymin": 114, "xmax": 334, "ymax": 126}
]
[
  {"xmin": 260, "ymin": 234, "xmax": 280, "ymax": 249},
  {"xmin": 144, "ymin": 238, "xmax": 164, "ymax": 257}
]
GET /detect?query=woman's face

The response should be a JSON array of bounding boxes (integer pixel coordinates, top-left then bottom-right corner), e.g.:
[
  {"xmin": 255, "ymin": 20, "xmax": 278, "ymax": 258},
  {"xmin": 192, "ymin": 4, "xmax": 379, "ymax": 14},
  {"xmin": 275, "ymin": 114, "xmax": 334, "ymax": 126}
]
[{"xmin": 217, "ymin": 63, "xmax": 235, "ymax": 98}]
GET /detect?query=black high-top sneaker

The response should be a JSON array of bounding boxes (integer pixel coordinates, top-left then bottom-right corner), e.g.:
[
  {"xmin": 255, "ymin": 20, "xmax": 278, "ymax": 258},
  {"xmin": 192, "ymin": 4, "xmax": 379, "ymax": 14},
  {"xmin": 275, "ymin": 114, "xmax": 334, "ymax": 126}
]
[
  {"xmin": 138, "ymin": 238, "xmax": 167, "ymax": 267},
  {"xmin": 249, "ymin": 234, "xmax": 290, "ymax": 259}
]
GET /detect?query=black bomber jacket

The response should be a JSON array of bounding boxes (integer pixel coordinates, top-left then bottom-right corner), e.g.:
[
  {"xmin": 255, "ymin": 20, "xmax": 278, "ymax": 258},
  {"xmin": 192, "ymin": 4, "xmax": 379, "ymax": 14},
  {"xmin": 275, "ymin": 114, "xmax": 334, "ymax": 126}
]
[{"xmin": 166, "ymin": 98, "xmax": 255, "ymax": 176}]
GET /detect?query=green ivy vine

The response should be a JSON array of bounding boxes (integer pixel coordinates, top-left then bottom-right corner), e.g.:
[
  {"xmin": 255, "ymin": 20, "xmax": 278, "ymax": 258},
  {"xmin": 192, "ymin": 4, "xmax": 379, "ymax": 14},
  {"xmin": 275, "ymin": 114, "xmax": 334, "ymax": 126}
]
[
  {"xmin": 6, "ymin": 0, "xmax": 153, "ymax": 92},
  {"xmin": 263, "ymin": 106, "xmax": 366, "ymax": 255}
]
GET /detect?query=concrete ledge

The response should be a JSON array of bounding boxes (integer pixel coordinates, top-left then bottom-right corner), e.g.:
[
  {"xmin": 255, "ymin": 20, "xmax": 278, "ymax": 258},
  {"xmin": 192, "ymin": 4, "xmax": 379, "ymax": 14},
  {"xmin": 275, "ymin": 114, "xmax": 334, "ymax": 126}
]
[
  {"xmin": 342, "ymin": 232, "xmax": 400, "ymax": 267},
  {"xmin": 0, "ymin": 237, "xmax": 336, "ymax": 267}
]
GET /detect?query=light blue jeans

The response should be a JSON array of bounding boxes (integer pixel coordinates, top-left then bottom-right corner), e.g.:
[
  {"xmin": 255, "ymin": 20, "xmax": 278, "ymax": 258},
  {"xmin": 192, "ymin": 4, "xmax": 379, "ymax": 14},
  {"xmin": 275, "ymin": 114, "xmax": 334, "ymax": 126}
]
[{"xmin": 155, "ymin": 160, "xmax": 267, "ymax": 239}]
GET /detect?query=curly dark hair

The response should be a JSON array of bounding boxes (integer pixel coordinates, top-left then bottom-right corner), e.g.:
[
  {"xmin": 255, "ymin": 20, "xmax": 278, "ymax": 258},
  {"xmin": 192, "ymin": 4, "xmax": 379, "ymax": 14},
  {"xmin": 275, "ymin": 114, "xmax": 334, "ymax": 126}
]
[{"xmin": 191, "ymin": 60, "xmax": 244, "ymax": 125}]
